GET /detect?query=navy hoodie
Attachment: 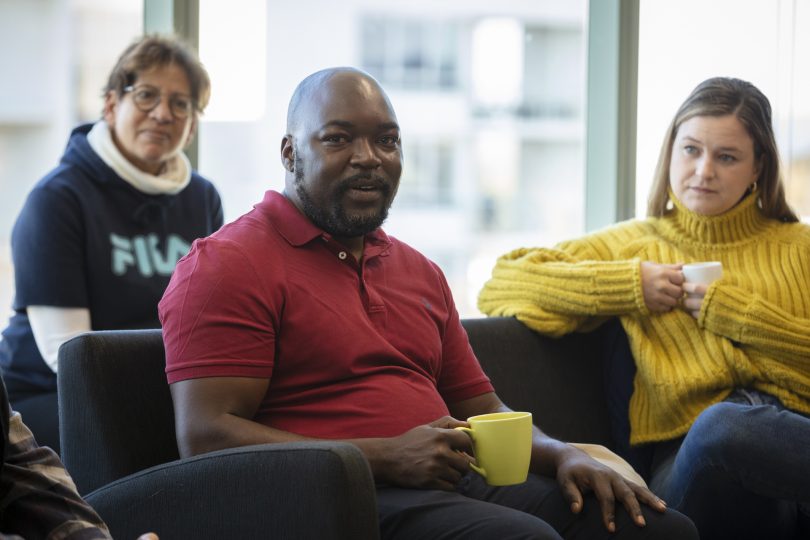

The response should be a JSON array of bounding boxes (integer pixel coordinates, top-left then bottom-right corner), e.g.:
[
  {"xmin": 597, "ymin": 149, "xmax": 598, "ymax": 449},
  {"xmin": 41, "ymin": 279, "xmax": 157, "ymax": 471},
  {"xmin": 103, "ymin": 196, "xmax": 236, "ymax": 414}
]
[{"xmin": 0, "ymin": 123, "xmax": 223, "ymax": 393}]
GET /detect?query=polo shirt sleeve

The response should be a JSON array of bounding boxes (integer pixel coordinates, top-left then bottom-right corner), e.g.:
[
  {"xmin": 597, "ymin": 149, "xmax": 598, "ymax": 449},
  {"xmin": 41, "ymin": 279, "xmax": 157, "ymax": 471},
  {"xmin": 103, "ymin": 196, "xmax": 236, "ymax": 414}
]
[
  {"xmin": 433, "ymin": 265, "xmax": 494, "ymax": 403},
  {"xmin": 11, "ymin": 185, "xmax": 88, "ymax": 310},
  {"xmin": 160, "ymin": 237, "xmax": 279, "ymax": 383}
]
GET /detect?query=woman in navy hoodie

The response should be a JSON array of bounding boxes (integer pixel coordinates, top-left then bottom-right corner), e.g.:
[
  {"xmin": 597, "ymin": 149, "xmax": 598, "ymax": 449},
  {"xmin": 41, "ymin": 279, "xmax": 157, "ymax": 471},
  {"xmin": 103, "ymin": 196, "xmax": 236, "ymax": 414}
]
[{"xmin": 0, "ymin": 35, "xmax": 223, "ymax": 453}]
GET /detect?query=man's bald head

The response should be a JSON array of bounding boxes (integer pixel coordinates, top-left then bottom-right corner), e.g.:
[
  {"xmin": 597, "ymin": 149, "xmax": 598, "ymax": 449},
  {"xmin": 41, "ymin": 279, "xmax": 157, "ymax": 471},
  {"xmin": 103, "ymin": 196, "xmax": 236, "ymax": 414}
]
[{"xmin": 285, "ymin": 67, "xmax": 394, "ymax": 135}]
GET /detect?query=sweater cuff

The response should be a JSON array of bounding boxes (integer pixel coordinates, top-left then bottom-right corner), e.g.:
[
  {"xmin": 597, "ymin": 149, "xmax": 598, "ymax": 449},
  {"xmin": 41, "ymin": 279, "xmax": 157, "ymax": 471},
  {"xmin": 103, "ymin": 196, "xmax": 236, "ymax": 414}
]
[
  {"xmin": 701, "ymin": 283, "xmax": 749, "ymax": 341},
  {"xmin": 589, "ymin": 258, "xmax": 648, "ymax": 315}
]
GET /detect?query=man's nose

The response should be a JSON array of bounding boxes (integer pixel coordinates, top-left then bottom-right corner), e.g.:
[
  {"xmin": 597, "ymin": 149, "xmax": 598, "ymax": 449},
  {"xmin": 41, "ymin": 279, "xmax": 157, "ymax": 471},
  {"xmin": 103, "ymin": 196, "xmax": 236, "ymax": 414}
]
[{"xmin": 351, "ymin": 138, "xmax": 382, "ymax": 168}]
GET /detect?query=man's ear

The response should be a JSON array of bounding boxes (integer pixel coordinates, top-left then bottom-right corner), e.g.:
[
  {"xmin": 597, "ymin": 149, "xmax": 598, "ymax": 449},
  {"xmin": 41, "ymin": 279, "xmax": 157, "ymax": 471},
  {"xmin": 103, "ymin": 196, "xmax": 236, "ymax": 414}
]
[{"xmin": 281, "ymin": 135, "xmax": 295, "ymax": 172}]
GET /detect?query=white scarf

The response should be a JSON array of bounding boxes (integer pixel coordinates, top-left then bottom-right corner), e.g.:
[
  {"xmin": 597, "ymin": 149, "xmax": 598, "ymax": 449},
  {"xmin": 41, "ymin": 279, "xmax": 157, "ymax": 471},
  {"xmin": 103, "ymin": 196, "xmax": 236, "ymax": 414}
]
[{"xmin": 87, "ymin": 120, "xmax": 191, "ymax": 195}]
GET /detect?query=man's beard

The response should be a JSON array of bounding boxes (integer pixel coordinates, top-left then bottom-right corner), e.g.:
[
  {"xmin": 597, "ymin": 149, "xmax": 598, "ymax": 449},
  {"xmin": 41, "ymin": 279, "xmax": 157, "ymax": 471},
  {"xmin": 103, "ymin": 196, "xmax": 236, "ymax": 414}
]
[{"xmin": 294, "ymin": 158, "xmax": 392, "ymax": 238}]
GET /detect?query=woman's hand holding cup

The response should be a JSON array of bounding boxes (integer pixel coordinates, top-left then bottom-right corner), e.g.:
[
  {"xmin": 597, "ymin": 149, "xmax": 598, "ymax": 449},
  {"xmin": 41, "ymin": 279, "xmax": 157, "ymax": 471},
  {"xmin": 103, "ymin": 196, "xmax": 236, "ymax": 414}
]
[
  {"xmin": 640, "ymin": 262, "xmax": 685, "ymax": 313},
  {"xmin": 681, "ymin": 262, "xmax": 723, "ymax": 319}
]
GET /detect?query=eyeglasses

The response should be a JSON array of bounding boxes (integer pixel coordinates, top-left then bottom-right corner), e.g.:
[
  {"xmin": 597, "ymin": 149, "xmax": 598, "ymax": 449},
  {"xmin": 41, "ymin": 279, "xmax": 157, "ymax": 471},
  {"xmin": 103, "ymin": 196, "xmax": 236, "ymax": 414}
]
[{"xmin": 123, "ymin": 84, "xmax": 196, "ymax": 119}]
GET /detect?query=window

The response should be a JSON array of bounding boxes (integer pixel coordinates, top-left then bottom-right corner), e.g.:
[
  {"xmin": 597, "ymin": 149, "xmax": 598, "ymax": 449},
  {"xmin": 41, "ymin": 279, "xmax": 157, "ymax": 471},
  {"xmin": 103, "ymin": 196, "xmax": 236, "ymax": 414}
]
[
  {"xmin": 396, "ymin": 141, "xmax": 454, "ymax": 207},
  {"xmin": 361, "ymin": 17, "xmax": 460, "ymax": 91},
  {"xmin": 0, "ymin": 1, "xmax": 589, "ymax": 319},
  {"xmin": 197, "ymin": 0, "xmax": 588, "ymax": 317}
]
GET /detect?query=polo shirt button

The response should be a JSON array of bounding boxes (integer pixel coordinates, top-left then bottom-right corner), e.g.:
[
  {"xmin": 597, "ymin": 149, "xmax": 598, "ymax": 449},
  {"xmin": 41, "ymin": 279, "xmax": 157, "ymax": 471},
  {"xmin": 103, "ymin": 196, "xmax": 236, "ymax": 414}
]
[{"xmin": 338, "ymin": 251, "xmax": 347, "ymax": 260}]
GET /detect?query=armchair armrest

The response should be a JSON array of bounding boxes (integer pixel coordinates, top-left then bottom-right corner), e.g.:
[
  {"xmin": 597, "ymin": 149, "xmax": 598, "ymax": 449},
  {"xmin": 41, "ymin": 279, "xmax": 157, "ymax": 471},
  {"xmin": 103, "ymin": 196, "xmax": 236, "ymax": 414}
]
[{"xmin": 86, "ymin": 442, "xmax": 379, "ymax": 540}]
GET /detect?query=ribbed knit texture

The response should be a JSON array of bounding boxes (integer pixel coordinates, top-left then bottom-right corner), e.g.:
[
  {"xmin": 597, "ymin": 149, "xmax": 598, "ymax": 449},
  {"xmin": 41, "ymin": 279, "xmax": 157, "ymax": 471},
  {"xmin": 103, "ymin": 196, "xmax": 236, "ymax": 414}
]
[{"xmin": 478, "ymin": 192, "xmax": 810, "ymax": 445}]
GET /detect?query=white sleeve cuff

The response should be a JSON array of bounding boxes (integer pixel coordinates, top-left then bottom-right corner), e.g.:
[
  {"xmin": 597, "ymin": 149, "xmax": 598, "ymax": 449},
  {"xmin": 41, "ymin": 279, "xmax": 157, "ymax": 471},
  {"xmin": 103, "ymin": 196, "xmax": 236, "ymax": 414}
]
[{"xmin": 27, "ymin": 306, "xmax": 92, "ymax": 373}]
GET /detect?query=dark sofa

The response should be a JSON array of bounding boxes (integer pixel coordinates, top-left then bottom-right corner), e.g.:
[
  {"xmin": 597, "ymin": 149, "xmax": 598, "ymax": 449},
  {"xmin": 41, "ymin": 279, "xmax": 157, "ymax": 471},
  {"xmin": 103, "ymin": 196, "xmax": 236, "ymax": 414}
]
[
  {"xmin": 463, "ymin": 316, "xmax": 618, "ymax": 447},
  {"xmin": 58, "ymin": 316, "xmax": 624, "ymax": 539}
]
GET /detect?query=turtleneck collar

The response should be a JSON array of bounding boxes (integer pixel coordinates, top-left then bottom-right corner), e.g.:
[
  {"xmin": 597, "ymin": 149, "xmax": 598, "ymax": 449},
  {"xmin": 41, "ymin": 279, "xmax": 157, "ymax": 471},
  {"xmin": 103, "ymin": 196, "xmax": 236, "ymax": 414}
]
[
  {"xmin": 661, "ymin": 189, "xmax": 772, "ymax": 245},
  {"xmin": 87, "ymin": 120, "xmax": 192, "ymax": 195}
]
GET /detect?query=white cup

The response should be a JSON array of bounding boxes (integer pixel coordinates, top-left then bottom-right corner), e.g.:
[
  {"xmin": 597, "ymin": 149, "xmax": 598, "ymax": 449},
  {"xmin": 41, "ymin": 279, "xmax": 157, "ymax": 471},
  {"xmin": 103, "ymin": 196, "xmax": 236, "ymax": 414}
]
[{"xmin": 682, "ymin": 262, "xmax": 723, "ymax": 286}]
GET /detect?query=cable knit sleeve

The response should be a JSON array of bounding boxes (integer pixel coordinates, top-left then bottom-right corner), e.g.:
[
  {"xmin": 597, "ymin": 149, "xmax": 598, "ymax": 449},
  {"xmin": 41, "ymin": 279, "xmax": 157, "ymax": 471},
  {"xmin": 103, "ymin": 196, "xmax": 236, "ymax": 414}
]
[
  {"xmin": 478, "ymin": 234, "xmax": 649, "ymax": 336},
  {"xmin": 701, "ymin": 282, "xmax": 810, "ymax": 373}
]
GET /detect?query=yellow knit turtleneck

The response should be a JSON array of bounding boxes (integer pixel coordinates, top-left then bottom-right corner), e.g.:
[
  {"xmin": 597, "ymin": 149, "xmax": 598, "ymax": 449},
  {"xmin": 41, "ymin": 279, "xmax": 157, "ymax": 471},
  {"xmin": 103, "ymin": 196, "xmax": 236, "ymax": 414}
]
[{"xmin": 478, "ymin": 193, "xmax": 810, "ymax": 445}]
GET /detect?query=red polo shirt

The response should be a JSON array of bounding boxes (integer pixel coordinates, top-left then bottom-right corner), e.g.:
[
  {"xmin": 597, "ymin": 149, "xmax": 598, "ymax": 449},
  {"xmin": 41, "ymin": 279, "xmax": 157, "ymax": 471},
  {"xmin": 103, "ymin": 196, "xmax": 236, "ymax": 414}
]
[{"xmin": 159, "ymin": 190, "xmax": 493, "ymax": 439}]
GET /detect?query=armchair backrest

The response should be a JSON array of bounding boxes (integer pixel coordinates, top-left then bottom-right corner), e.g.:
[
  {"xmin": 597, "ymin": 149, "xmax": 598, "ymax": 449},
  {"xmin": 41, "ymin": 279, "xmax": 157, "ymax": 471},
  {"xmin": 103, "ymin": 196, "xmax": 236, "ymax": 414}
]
[
  {"xmin": 58, "ymin": 329, "xmax": 178, "ymax": 495},
  {"xmin": 461, "ymin": 317, "xmax": 614, "ymax": 446}
]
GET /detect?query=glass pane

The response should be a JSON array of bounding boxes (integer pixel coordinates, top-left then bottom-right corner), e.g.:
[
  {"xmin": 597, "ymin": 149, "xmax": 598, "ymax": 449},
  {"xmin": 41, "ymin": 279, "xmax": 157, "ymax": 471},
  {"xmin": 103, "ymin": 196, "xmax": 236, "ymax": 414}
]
[
  {"xmin": 782, "ymin": 0, "xmax": 810, "ymax": 219},
  {"xmin": 198, "ymin": 0, "xmax": 588, "ymax": 317},
  {"xmin": 0, "ymin": 0, "xmax": 143, "ymax": 316},
  {"xmin": 199, "ymin": 0, "xmax": 266, "ymax": 121}
]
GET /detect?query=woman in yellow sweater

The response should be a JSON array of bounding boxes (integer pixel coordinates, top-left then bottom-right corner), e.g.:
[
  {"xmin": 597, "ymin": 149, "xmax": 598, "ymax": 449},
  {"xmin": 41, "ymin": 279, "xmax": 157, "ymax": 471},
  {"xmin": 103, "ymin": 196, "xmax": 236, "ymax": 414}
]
[{"xmin": 479, "ymin": 77, "xmax": 810, "ymax": 540}]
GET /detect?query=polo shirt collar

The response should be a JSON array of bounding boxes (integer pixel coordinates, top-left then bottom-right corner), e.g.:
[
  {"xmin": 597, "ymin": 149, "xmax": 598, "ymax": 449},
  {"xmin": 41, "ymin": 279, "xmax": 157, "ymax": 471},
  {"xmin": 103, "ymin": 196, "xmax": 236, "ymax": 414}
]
[{"xmin": 257, "ymin": 190, "xmax": 392, "ymax": 252}]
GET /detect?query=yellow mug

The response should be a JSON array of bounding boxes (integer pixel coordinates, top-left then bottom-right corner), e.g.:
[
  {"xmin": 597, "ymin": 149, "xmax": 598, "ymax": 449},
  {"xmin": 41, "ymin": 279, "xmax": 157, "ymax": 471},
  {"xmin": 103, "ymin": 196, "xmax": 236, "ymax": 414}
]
[{"xmin": 455, "ymin": 411, "xmax": 532, "ymax": 486}]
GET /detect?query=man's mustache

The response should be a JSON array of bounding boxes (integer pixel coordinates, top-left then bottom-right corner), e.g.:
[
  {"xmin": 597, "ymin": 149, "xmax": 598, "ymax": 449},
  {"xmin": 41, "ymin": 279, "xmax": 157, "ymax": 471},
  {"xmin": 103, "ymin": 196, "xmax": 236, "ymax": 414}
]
[{"xmin": 338, "ymin": 174, "xmax": 391, "ymax": 194}]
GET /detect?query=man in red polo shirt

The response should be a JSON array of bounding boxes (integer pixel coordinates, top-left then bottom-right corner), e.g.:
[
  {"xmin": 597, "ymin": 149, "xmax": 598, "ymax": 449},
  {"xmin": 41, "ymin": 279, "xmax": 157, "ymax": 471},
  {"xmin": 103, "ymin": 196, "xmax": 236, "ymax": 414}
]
[{"xmin": 158, "ymin": 67, "xmax": 697, "ymax": 540}]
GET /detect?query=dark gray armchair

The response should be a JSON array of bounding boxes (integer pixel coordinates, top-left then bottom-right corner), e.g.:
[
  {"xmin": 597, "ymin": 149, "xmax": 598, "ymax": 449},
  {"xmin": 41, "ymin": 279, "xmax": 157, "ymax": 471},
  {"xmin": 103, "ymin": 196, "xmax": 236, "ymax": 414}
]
[
  {"xmin": 58, "ymin": 317, "xmax": 624, "ymax": 539},
  {"xmin": 58, "ymin": 329, "xmax": 379, "ymax": 540}
]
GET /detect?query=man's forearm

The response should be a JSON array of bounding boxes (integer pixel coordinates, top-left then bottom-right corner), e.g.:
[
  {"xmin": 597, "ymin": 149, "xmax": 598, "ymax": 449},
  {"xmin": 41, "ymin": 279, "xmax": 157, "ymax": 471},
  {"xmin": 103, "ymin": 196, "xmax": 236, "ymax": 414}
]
[
  {"xmin": 529, "ymin": 427, "xmax": 576, "ymax": 478},
  {"xmin": 179, "ymin": 410, "xmax": 395, "ymax": 480},
  {"xmin": 176, "ymin": 411, "xmax": 315, "ymax": 457}
]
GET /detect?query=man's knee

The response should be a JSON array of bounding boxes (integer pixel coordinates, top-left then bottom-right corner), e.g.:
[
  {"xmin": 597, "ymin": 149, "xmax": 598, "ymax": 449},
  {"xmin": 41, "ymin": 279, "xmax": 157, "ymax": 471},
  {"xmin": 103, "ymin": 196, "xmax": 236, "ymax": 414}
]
[
  {"xmin": 446, "ymin": 499, "xmax": 563, "ymax": 540},
  {"xmin": 632, "ymin": 507, "xmax": 698, "ymax": 540},
  {"xmin": 377, "ymin": 487, "xmax": 563, "ymax": 540},
  {"xmin": 487, "ymin": 512, "xmax": 563, "ymax": 540}
]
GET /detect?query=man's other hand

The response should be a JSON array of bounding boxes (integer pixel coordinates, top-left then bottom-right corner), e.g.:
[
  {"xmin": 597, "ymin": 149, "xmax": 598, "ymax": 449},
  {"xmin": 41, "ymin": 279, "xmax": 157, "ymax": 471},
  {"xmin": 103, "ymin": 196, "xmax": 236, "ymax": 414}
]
[{"xmin": 555, "ymin": 444, "xmax": 667, "ymax": 532}]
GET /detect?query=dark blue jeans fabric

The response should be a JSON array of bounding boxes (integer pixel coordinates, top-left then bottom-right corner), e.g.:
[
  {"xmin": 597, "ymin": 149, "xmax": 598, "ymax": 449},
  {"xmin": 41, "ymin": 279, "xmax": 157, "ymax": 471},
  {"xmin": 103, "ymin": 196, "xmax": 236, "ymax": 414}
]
[
  {"xmin": 649, "ymin": 389, "xmax": 810, "ymax": 540},
  {"xmin": 377, "ymin": 471, "xmax": 698, "ymax": 540},
  {"xmin": 597, "ymin": 318, "xmax": 654, "ymax": 479}
]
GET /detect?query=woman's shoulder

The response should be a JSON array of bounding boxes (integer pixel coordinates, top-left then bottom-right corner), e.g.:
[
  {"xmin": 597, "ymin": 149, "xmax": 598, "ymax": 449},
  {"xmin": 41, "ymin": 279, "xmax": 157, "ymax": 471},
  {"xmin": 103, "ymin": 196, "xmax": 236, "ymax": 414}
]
[
  {"xmin": 771, "ymin": 219, "xmax": 810, "ymax": 244},
  {"xmin": 30, "ymin": 130, "xmax": 109, "ymax": 198},
  {"xmin": 188, "ymin": 170, "xmax": 217, "ymax": 188},
  {"xmin": 566, "ymin": 218, "xmax": 657, "ymax": 247},
  {"xmin": 22, "ymin": 162, "xmax": 93, "ymax": 211},
  {"xmin": 186, "ymin": 171, "xmax": 222, "ymax": 199}
]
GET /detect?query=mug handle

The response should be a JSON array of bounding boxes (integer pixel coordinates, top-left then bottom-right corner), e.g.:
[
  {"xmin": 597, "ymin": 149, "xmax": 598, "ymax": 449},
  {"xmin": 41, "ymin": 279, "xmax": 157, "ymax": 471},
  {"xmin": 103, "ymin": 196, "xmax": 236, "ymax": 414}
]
[{"xmin": 454, "ymin": 426, "xmax": 486, "ymax": 478}]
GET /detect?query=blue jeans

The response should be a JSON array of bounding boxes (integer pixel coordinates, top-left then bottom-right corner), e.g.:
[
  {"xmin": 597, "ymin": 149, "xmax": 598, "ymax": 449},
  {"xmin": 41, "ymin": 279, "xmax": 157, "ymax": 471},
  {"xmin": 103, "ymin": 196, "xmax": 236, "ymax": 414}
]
[{"xmin": 649, "ymin": 389, "xmax": 810, "ymax": 540}]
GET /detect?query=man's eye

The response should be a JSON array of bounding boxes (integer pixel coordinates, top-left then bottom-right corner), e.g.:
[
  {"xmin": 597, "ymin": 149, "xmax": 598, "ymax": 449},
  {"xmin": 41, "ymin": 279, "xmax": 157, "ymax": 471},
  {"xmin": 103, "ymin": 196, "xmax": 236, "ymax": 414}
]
[
  {"xmin": 324, "ymin": 135, "xmax": 348, "ymax": 143},
  {"xmin": 378, "ymin": 135, "xmax": 399, "ymax": 145}
]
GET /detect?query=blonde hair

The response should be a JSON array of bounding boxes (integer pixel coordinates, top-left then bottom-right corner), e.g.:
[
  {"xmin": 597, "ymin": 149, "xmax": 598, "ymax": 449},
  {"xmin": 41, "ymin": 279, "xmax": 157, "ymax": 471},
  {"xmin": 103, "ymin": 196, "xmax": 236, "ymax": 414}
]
[{"xmin": 647, "ymin": 77, "xmax": 798, "ymax": 222}]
